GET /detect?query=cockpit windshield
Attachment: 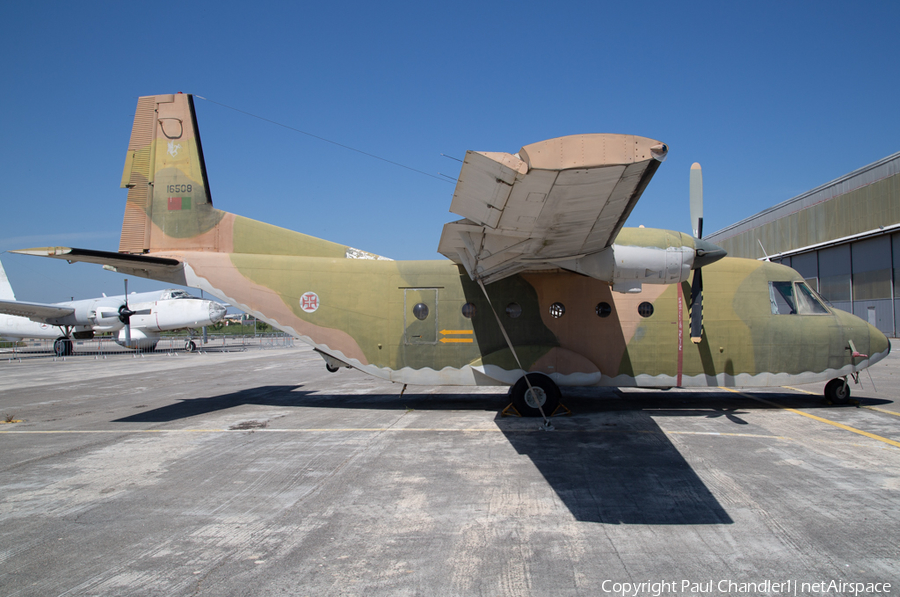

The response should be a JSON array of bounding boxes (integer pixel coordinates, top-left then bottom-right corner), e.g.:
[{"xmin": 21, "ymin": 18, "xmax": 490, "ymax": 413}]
[
  {"xmin": 161, "ymin": 290, "xmax": 198, "ymax": 300},
  {"xmin": 769, "ymin": 281, "xmax": 829, "ymax": 315},
  {"xmin": 794, "ymin": 282, "xmax": 829, "ymax": 314}
]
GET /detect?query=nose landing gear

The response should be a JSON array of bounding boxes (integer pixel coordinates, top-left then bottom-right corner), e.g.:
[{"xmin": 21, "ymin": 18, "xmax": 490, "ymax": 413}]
[{"xmin": 824, "ymin": 378, "xmax": 850, "ymax": 404}]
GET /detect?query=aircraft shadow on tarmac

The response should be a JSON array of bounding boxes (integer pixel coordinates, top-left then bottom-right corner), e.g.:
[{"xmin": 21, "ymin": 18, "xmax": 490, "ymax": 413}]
[{"xmin": 114, "ymin": 386, "xmax": 889, "ymax": 525}]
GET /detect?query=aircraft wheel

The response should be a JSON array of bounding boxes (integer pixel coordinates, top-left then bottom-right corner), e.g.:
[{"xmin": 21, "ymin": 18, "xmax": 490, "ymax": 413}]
[
  {"xmin": 53, "ymin": 338, "xmax": 68, "ymax": 357},
  {"xmin": 510, "ymin": 373, "xmax": 560, "ymax": 417},
  {"xmin": 325, "ymin": 363, "xmax": 340, "ymax": 373},
  {"xmin": 824, "ymin": 378, "xmax": 850, "ymax": 404},
  {"xmin": 185, "ymin": 340, "xmax": 196, "ymax": 352}
]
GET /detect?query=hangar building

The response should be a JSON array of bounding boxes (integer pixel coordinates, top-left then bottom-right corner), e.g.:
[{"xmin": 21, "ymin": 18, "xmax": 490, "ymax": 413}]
[{"xmin": 706, "ymin": 151, "xmax": 900, "ymax": 337}]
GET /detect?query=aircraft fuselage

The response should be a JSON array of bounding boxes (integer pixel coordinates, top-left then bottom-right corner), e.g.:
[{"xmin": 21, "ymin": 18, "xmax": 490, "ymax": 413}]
[{"xmin": 165, "ymin": 235, "xmax": 888, "ymax": 389}]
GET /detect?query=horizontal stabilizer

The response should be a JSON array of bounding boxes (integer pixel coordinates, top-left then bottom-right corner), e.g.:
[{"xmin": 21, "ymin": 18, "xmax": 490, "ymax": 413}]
[{"xmin": 11, "ymin": 247, "xmax": 185, "ymax": 285}]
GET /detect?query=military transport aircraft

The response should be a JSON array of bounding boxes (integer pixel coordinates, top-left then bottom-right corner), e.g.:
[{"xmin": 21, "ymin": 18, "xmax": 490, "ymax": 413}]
[
  {"xmin": 13, "ymin": 93, "xmax": 890, "ymax": 416},
  {"xmin": 0, "ymin": 258, "xmax": 225, "ymax": 354}
]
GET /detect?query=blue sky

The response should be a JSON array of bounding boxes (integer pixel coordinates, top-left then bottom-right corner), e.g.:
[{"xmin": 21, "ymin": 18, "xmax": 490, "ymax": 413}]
[{"xmin": 2, "ymin": 1, "xmax": 898, "ymax": 302}]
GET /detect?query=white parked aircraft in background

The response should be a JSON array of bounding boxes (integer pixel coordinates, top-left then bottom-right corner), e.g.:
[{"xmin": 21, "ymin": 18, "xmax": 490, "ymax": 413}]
[{"xmin": 0, "ymin": 259, "xmax": 226, "ymax": 355}]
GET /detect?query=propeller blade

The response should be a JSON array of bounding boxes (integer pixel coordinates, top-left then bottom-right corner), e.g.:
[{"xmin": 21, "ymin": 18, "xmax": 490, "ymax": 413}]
[
  {"xmin": 690, "ymin": 163, "xmax": 703, "ymax": 239},
  {"xmin": 121, "ymin": 279, "xmax": 132, "ymax": 347},
  {"xmin": 689, "ymin": 268, "xmax": 703, "ymax": 343}
]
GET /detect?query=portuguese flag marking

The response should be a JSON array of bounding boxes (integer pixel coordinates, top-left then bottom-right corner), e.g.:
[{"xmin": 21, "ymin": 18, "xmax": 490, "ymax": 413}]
[{"xmin": 168, "ymin": 197, "xmax": 192, "ymax": 211}]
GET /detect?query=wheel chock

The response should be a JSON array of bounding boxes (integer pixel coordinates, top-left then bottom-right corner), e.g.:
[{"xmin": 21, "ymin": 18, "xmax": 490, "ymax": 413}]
[
  {"xmin": 550, "ymin": 403, "xmax": 573, "ymax": 417},
  {"xmin": 501, "ymin": 403, "xmax": 522, "ymax": 417}
]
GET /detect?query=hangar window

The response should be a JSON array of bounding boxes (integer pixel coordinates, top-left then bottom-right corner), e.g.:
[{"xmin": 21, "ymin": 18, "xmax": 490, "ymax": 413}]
[{"xmin": 769, "ymin": 281, "xmax": 829, "ymax": 315}]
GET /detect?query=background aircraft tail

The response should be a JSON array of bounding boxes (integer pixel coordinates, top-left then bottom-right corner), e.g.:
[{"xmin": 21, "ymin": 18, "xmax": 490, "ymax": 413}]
[
  {"xmin": 118, "ymin": 94, "xmax": 364, "ymax": 260},
  {"xmin": 0, "ymin": 259, "xmax": 17, "ymax": 300}
]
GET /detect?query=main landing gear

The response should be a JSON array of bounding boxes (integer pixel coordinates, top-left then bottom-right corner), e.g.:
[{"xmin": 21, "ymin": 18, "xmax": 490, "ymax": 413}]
[
  {"xmin": 503, "ymin": 373, "xmax": 570, "ymax": 419},
  {"xmin": 53, "ymin": 337, "xmax": 74, "ymax": 357}
]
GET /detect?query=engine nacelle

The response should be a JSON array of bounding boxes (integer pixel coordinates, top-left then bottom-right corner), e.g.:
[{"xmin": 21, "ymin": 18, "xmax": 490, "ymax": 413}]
[
  {"xmin": 89, "ymin": 306, "xmax": 124, "ymax": 331},
  {"xmin": 557, "ymin": 243, "xmax": 692, "ymax": 293},
  {"xmin": 130, "ymin": 298, "xmax": 226, "ymax": 332},
  {"xmin": 553, "ymin": 229, "xmax": 726, "ymax": 293}
]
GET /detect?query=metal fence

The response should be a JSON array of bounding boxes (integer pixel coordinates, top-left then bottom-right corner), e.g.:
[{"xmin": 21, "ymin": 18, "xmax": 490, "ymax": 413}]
[{"xmin": 1, "ymin": 333, "xmax": 296, "ymax": 362}]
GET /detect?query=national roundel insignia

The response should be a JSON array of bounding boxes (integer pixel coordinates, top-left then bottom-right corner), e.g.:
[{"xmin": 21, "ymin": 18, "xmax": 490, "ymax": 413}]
[{"xmin": 300, "ymin": 292, "xmax": 320, "ymax": 313}]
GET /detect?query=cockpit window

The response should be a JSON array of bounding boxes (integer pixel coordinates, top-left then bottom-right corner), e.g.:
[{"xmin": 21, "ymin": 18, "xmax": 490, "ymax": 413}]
[
  {"xmin": 769, "ymin": 281, "xmax": 829, "ymax": 315},
  {"xmin": 795, "ymin": 282, "xmax": 829, "ymax": 314},
  {"xmin": 161, "ymin": 290, "xmax": 197, "ymax": 300},
  {"xmin": 770, "ymin": 282, "xmax": 796, "ymax": 314}
]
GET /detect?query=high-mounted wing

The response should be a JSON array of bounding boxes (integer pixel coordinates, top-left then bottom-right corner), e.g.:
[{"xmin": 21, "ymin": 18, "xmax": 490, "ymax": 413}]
[{"xmin": 437, "ymin": 134, "xmax": 667, "ymax": 284}]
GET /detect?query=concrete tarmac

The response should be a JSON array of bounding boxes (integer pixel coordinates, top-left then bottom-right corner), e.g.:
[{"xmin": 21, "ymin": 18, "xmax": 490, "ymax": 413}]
[{"xmin": 1, "ymin": 342, "xmax": 898, "ymax": 596}]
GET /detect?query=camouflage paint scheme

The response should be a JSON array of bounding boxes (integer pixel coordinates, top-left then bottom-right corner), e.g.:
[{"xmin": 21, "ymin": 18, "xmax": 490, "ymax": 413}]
[{"xmin": 17, "ymin": 94, "xmax": 891, "ymax": 390}]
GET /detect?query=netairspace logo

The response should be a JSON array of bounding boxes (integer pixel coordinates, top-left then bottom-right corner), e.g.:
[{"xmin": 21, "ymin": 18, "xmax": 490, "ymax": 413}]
[{"xmin": 600, "ymin": 578, "xmax": 892, "ymax": 596}]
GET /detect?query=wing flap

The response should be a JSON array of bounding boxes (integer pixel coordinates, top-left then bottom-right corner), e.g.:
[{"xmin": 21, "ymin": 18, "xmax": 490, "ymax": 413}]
[
  {"xmin": 448, "ymin": 151, "xmax": 527, "ymax": 229},
  {"xmin": 438, "ymin": 134, "xmax": 667, "ymax": 283}
]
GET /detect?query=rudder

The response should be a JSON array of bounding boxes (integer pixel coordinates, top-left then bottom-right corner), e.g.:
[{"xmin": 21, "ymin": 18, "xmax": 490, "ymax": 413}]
[
  {"xmin": 119, "ymin": 93, "xmax": 222, "ymax": 254},
  {"xmin": 0, "ymin": 259, "xmax": 16, "ymax": 301}
]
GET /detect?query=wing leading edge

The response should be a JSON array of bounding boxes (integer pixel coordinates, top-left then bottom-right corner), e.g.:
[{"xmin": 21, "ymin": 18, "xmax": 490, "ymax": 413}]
[{"xmin": 437, "ymin": 134, "xmax": 667, "ymax": 284}]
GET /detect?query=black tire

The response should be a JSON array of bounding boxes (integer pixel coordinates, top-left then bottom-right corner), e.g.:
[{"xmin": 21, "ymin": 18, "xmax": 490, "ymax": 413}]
[
  {"xmin": 824, "ymin": 378, "xmax": 850, "ymax": 404},
  {"xmin": 325, "ymin": 363, "xmax": 339, "ymax": 373},
  {"xmin": 510, "ymin": 373, "xmax": 561, "ymax": 417},
  {"xmin": 54, "ymin": 338, "xmax": 74, "ymax": 356},
  {"xmin": 185, "ymin": 340, "xmax": 196, "ymax": 352}
]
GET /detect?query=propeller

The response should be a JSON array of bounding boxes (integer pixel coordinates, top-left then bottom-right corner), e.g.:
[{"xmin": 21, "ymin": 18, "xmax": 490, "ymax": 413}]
[
  {"xmin": 116, "ymin": 279, "xmax": 151, "ymax": 348},
  {"xmin": 688, "ymin": 163, "xmax": 727, "ymax": 344},
  {"xmin": 690, "ymin": 163, "xmax": 703, "ymax": 239},
  {"xmin": 118, "ymin": 279, "xmax": 136, "ymax": 347}
]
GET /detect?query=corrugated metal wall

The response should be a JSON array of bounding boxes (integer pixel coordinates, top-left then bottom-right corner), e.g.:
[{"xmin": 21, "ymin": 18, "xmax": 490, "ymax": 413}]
[
  {"xmin": 709, "ymin": 152, "xmax": 900, "ymax": 257},
  {"xmin": 707, "ymin": 154, "xmax": 900, "ymax": 337}
]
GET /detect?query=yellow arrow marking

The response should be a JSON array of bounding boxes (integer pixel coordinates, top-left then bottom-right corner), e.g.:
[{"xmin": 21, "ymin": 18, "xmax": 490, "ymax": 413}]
[
  {"xmin": 440, "ymin": 338, "xmax": 473, "ymax": 343},
  {"xmin": 440, "ymin": 330, "xmax": 473, "ymax": 335}
]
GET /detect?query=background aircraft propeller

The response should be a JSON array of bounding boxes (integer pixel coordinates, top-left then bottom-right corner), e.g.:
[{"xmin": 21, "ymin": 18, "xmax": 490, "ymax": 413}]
[{"xmin": 116, "ymin": 279, "xmax": 150, "ymax": 347}]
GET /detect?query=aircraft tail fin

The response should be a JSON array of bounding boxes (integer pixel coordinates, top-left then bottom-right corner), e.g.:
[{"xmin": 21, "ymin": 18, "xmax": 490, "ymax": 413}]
[
  {"xmin": 116, "ymin": 94, "xmax": 371, "ymax": 261},
  {"xmin": 0, "ymin": 259, "xmax": 17, "ymax": 301},
  {"xmin": 119, "ymin": 93, "xmax": 221, "ymax": 254}
]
